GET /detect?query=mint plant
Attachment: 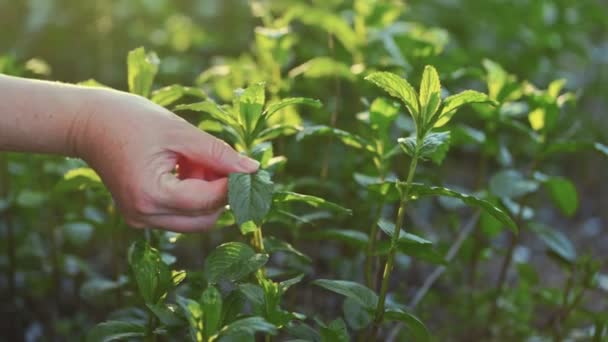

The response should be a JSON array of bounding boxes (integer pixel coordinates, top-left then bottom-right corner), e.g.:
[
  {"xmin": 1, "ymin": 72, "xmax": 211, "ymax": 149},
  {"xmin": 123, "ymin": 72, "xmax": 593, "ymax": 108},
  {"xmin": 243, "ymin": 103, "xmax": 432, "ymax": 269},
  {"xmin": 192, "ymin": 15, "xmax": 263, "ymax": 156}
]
[{"xmin": 3, "ymin": 1, "xmax": 608, "ymax": 341}]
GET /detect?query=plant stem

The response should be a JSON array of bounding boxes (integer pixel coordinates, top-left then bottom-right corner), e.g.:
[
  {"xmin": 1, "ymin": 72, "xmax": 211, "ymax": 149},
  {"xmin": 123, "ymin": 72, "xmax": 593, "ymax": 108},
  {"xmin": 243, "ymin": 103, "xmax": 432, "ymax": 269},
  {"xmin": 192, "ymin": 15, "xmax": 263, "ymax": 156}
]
[
  {"xmin": 365, "ymin": 167, "xmax": 387, "ymax": 289},
  {"xmin": 320, "ymin": 33, "xmax": 341, "ymax": 180},
  {"xmin": 252, "ymin": 227, "xmax": 265, "ymax": 253},
  {"xmin": 365, "ymin": 202, "xmax": 385, "ymax": 289},
  {"xmin": 374, "ymin": 153, "xmax": 419, "ymax": 330},
  {"xmin": 146, "ymin": 313, "xmax": 157, "ymax": 342}
]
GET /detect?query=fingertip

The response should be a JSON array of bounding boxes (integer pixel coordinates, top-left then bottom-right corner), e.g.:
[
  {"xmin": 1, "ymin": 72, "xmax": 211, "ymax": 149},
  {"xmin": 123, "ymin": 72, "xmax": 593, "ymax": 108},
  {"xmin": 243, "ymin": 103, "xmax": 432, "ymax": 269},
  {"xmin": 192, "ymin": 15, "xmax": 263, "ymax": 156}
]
[
  {"xmin": 237, "ymin": 156, "xmax": 260, "ymax": 173},
  {"xmin": 161, "ymin": 175, "xmax": 229, "ymax": 212}
]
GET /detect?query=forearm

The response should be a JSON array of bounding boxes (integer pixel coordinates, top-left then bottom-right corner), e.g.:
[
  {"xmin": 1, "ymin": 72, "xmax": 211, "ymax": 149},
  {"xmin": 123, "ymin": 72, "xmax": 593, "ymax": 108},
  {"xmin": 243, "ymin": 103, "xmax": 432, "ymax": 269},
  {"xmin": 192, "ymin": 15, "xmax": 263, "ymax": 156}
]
[{"xmin": 0, "ymin": 74, "xmax": 95, "ymax": 157}]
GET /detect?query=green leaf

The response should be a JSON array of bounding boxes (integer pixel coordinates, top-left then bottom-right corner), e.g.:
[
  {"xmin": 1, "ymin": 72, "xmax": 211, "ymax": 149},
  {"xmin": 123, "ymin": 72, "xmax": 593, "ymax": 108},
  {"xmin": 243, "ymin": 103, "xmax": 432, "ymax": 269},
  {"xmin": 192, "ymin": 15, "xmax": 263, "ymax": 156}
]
[
  {"xmin": 238, "ymin": 283, "xmax": 264, "ymax": 307},
  {"xmin": 313, "ymin": 279, "xmax": 378, "ymax": 310},
  {"xmin": 426, "ymin": 131, "xmax": 451, "ymax": 165},
  {"xmin": 307, "ymin": 229, "xmax": 369, "ymax": 249},
  {"xmin": 365, "ymin": 71, "xmax": 420, "ymax": 120},
  {"xmin": 151, "ymin": 85, "xmax": 206, "ymax": 107},
  {"xmin": 297, "ymin": 125, "xmax": 372, "ymax": 151},
  {"xmin": 377, "ymin": 220, "xmax": 445, "ymax": 265},
  {"xmin": 489, "ymin": 170, "xmax": 539, "ymax": 199},
  {"xmin": 273, "ymin": 191, "xmax": 351, "ymax": 215},
  {"xmin": 146, "ymin": 303, "xmax": 184, "ymax": 327},
  {"xmin": 384, "ymin": 309, "xmax": 430, "ymax": 342},
  {"xmin": 595, "ymin": 142, "xmax": 608, "ymax": 157},
  {"xmin": 217, "ymin": 316, "xmax": 277, "ymax": 340},
  {"xmin": 175, "ymin": 101, "xmax": 238, "ymax": 127},
  {"xmin": 228, "ymin": 170, "xmax": 274, "ymax": 226},
  {"xmin": 201, "ymin": 286, "xmax": 223, "ymax": 339},
  {"xmin": 406, "ymin": 183, "xmax": 517, "ymax": 232},
  {"xmin": 285, "ymin": 322, "xmax": 321, "ymax": 342},
  {"xmin": 55, "ymin": 167, "xmax": 104, "ymax": 193},
  {"xmin": 282, "ymin": 5, "xmax": 358, "ymax": 53},
  {"xmin": 419, "ymin": 65, "xmax": 442, "ymax": 120},
  {"xmin": 257, "ymin": 124, "xmax": 301, "ymax": 141},
  {"xmin": 343, "ymin": 297, "xmax": 373, "ymax": 331},
  {"xmin": 530, "ymin": 223, "xmax": 576, "ymax": 264},
  {"xmin": 280, "ymin": 274, "xmax": 305, "ymax": 293},
  {"xmin": 127, "ymin": 240, "xmax": 172, "ymax": 304},
  {"xmin": 544, "ymin": 177, "xmax": 578, "ymax": 217},
  {"xmin": 399, "ymin": 131, "xmax": 451, "ymax": 164},
  {"xmin": 127, "ymin": 47, "xmax": 159, "ymax": 98},
  {"xmin": 288, "ymin": 57, "xmax": 355, "ymax": 81},
  {"xmin": 264, "ymin": 236, "xmax": 311, "ymax": 263},
  {"xmin": 87, "ymin": 320, "xmax": 145, "ymax": 342},
  {"xmin": 369, "ymin": 97, "xmax": 400, "ymax": 138},
  {"xmin": 204, "ymin": 242, "xmax": 268, "ymax": 284},
  {"xmin": 435, "ymin": 90, "xmax": 495, "ymax": 127},
  {"xmin": 263, "ymin": 97, "xmax": 322, "ymax": 119},
  {"xmin": 320, "ymin": 318, "xmax": 350, "ymax": 342},
  {"xmin": 237, "ymin": 82, "xmax": 266, "ymax": 134},
  {"xmin": 221, "ymin": 291, "xmax": 247, "ymax": 326},
  {"xmin": 78, "ymin": 79, "xmax": 109, "ymax": 88},
  {"xmin": 176, "ymin": 295, "xmax": 203, "ymax": 342}
]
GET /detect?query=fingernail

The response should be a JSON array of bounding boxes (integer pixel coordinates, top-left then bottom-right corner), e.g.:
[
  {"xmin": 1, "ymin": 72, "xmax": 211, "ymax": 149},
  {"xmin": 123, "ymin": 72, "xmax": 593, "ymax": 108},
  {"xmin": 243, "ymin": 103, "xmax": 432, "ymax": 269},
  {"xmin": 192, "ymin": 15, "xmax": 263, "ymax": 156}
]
[{"xmin": 238, "ymin": 156, "xmax": 260, "ymax": 172}]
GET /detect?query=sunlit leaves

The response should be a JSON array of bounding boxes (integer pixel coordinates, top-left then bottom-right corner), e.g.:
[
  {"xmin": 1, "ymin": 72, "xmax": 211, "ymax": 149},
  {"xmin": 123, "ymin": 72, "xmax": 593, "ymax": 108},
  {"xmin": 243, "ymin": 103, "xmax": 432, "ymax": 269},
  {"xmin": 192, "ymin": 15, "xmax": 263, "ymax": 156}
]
[
  {"xmin": 369, "ymin": 97, "xmax": 400, "ymax": 137},
  {"xmin": 365, "ymin": 71, "xmax": 420, "ymax": 120},
  {"xmin": 419, "ymin": 65, "xmax": 441, "ymax": 120},
  {"xmin": 175, "ymin": 100, "xmax": 238, "ymax": 127},
  {"xmin": 528, "ymin": 108, "xmax": 545, "ymax": 131},
  {"xmin": 228, "ymin": 171, "xmax": 274, "ymax": 226},
  {"xmin": 281, "ymin": 5, "xmax": 358, "ymax": 53},
  {"xmin": 127, "ymin": 47, "xmax": 159, "ymax": 98},
  {"xmin": 435, "ymin": 90, "xmax": 495, "ymax": 127},
  {"xmin": 177, "ymin": 296, "xmax": 204, "ymax": 342},
  {"xmin": 204, "ymin": 242, "xmax": 268, "ymax": 284},
  {"xmin": 236, "ymin": 82, "xmax": 265, "ymax": 135},
  {"xmin": 263, "ymin": 97, "xmax": 322, "ymax": 119},
  {"xmin": 127, "ymin": 240, "xmax": 172, "ymax": 304},
  {"xmin": 151, "ymin": 84, "xmax": 206, "ymax": 107},
  {"xmin": 289, "ymin": 57, "xmax": 355, "ymax": 81}
]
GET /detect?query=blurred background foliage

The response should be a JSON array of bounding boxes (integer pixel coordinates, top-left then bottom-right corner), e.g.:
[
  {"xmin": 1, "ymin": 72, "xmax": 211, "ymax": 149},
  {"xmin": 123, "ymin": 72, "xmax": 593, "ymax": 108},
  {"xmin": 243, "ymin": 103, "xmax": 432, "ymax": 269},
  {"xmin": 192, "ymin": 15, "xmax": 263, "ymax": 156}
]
[{"xmin": 1, "ymin": 0, "xmax": 607, "ymax": 341}]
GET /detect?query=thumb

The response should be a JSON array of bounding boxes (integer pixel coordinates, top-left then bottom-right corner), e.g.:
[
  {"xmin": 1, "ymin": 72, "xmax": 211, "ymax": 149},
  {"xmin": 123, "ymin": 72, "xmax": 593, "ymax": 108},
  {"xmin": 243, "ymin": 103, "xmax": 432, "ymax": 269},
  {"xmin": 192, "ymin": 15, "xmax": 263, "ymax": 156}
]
[{"xmin": 179, "ymin": 128, "xmax": 259, "ymax": 175}]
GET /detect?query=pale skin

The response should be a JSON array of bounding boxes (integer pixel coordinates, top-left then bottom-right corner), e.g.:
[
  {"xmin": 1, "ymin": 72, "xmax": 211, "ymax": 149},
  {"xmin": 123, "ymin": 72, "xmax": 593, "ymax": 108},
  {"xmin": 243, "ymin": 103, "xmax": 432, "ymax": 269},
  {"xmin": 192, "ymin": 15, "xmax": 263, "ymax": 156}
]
[{"xmin": 0, "ymin": 74, "xmax": 259, "ymax": 232}]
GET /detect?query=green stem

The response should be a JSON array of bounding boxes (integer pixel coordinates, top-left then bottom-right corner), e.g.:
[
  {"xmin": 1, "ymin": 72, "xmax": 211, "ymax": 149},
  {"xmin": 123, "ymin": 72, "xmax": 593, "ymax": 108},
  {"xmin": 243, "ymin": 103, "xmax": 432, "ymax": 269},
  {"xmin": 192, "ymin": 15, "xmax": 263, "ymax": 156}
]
[
  {"xmin": 365, "ymin": 202, "xmax": 385, "ymax": 289},
  {"xmin": 146, "ymin": 313, "xmax": 157, "ymax": 342},
  {"xmin": 252, "ymin": 227, "xmax": 265, "ymax": 253},
  {"xmin": 365, "ymin": 166, "xmax": 387, "ymax": 289},
  {"xmin": 374, "ymin": 153, "xmax": 419, "ymax": 327}
]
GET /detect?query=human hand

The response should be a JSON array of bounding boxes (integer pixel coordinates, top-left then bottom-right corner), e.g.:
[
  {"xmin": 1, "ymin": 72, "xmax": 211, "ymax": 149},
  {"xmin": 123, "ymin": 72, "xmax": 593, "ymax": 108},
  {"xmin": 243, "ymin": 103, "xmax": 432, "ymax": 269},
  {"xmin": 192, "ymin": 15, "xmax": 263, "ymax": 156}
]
[{"xmin": 74, "ymin": 88, "xmax": 259, "ymax": 232}]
